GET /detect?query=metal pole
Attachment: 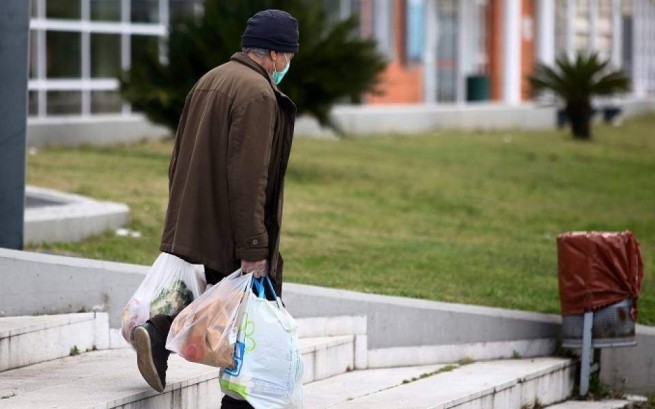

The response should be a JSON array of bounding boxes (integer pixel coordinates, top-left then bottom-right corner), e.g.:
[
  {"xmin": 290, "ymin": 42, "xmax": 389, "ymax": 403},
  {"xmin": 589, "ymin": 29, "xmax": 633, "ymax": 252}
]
[
  {"xmin": 579, "ymin": 311, "xmax": 594, "ymax": 396},
  {"xmin": 0, "ymin": 0, "xmax": 30, "ymax": 250}
]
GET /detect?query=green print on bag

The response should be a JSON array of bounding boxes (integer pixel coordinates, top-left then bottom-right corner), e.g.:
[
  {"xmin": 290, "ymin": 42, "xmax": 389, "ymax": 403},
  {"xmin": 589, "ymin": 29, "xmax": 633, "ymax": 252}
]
[
  {"xmin": 220, "ymin": 378, "xmax": 248, "ymax": 398},
  {"xmin": 149, "ymin": 279, "xmax": 194, "ymax": 316},
  {"xmin": 240, "ymin": 312, "xmax": 256, "ymax": 352}
]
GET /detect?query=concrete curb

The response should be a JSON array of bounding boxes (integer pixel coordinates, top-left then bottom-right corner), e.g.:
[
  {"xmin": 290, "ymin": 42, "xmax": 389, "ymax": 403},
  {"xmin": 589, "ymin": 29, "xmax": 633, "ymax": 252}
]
[{"xmin": 24, "ymin": 186, "xmax": 129, "ymax": 245}]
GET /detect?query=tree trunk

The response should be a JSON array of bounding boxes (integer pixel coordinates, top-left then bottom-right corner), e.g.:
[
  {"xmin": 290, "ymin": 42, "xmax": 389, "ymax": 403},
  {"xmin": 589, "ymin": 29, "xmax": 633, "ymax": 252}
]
[{"xmin": 566, "ymin": 103, "xmax": 592, "ymax": 139}]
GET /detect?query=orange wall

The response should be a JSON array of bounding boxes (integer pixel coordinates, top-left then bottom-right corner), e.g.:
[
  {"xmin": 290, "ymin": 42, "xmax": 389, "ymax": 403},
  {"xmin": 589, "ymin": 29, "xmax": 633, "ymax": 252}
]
[{"xmin": 368, "ymin": 61, "xmax": 424, "ymax": 104}]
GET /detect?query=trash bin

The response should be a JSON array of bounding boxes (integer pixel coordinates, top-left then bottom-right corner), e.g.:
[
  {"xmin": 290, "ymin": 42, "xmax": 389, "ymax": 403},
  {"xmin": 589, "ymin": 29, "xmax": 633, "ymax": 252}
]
[
  {"xmin": 466, "ymin": 75, "xmax": 490, "ymax": 102},
  {"xmin": 561, "ymin": 297, "xmax": 636, "ymax": 348},
  {"xmin": 557, "ymin": 231, "xmax": 643, "ymax": 396}
]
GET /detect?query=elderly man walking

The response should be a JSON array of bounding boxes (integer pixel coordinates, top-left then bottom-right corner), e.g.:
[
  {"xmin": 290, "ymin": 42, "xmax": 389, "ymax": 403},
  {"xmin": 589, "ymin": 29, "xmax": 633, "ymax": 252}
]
[{"xmin": 132, "ymin": 9, "xmax": 299, "ymax": 409}]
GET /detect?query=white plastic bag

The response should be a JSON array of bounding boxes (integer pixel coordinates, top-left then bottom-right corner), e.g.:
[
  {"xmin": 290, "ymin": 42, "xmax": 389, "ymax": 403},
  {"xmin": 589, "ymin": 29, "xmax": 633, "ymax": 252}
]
[
  {"xmin": 220, "ymin": 277, "xmax": 304, "ymax": 409},
  {"xmin": 121, "ymin": 252, "xmax": 206, "ymax": 344},
  {"xmin": 166, "ymin": 269, "xmax": 252, "ymax": 368}
]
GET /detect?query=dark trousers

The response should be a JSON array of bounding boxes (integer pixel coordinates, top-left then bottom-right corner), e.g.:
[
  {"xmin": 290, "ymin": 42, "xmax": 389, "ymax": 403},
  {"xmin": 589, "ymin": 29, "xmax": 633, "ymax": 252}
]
[{"xmin": 149, "ymin": 259, "xmax": 283, "ymax": 409}]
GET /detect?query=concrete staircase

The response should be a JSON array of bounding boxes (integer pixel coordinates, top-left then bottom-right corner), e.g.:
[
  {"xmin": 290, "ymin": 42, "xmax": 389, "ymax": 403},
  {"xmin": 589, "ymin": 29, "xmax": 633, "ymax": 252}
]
[
  {"xmin": 0, "ymin": 313, "xmax": 366, "ymax": 408},
  {"xmin": 0, "ymin": 312, "xmax": 580, "ymax": 408},
  {"xmin": 305, "ymin": 358, "xmax": 575, "ymax": 408}
]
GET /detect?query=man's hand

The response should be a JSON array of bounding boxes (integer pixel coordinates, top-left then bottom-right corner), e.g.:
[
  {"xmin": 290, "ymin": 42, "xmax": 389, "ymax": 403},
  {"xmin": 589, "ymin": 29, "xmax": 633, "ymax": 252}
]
[{"xmin": 241, "ymin": 259, "xmax": 268, "ymax": 278}]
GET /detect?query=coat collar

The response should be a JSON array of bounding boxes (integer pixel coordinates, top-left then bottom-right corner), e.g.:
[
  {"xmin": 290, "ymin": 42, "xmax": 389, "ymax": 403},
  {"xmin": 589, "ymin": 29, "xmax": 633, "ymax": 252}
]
[
  {"xmin": 230, "ymin": 52, "xmax": 295, "ymax": 110},
  {"xmin": 230, "ymin": 52, "xmax": 277, "ymax": 90}
]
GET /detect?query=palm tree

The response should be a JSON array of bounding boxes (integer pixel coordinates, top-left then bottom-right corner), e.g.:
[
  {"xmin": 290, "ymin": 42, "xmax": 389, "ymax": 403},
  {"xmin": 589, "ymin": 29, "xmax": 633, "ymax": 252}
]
[{"xmin": 528, "ymin": 52, "xmax": 630, "ymax": 139}]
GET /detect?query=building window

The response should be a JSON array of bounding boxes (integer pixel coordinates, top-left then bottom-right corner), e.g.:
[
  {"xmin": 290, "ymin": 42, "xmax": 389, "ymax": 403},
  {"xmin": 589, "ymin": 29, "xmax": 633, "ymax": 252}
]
[
  {"xmin": 373, "ymin": 0, "xmax": 395, "ymax": 59},
  {"xmin": 575, "ymin": 0, "xmax": 590, "ymax": 51},
  {"xmin": 91, "ymin": 91, "xmax": 123, "ymax": 114},
  {"xmin": 132, "ymin": 0, "xmax": 160, "ymax": 23},
  {"xmin": 46, "ymin": 0, "xmax": 81, "ymax": 20},
  {"xmin": 28, "ymin": 0, "xmax": 168, "ymax": 118},
  {"xmin": 29, "ymin": 91, "xmax": 39, "ymax": 116},
  {"xmin": 406, "ymin": 0, "xmax": 425, "ymax": 63},
  {"xmin": 47, "ymin": 91, "xmax": 82, "ymax": 115},
  {"xmin": 556, "ymin": 0, "xmax": 616, "ymax": 60},
  {"xmin": 437, "ymin": 0, "xmax": 458, "ymax": 102},
  {"xmin": 91, "ymin": 34, "xmax": 121, "ymax": 77},
  {"xmin": 47, "ymin": 31, "xmax": 81, "ymax": 78},
  {"xmin": 91, "ymin": 0, "xmax": 121, "ymax": 21},
  {"xmin": 29, "ymin": 33, "xmax": 38, "ymax": 79}
]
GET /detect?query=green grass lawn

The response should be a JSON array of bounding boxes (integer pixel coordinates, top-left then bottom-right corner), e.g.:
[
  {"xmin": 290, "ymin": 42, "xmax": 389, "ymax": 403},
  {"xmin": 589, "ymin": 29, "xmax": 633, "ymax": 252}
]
[{"xmin": 26, "ymin": 115, "xmax": 655, "ymax": 325}]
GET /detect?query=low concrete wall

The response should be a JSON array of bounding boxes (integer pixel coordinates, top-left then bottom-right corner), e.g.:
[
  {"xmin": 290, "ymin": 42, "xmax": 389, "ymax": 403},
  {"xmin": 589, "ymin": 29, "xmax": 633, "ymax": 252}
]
[
  {"xmin": 294, "ymin": 97, "xmax": 655, "ymax": 137},
  {"xmin": 621, "ymin": 98, "xmax": 655, "ymax": 118},
  {"xmin": 283, "ymin": 283, "xmax": 561, "ymax": 349},
  {"xmin": 0, "ymin": 248, "xmax": 148, "ymax": 326},
  {"xmin": 0, "ymin": 248, "xmax": 652, "ymax": 393},
  {"xmin": 600, "ymin": 325, "xmax": 655, "ymax": 394},
  {"xmin": 25, "ymin": 98, "xmax": 655, "ymax": 146},
  {"xmin": 295, "ymin": 103, "xmax": 557, "ymax": 137},
  {"xmin": 27, "ymin": 114, "xmax": 170, "ymax": 147}
]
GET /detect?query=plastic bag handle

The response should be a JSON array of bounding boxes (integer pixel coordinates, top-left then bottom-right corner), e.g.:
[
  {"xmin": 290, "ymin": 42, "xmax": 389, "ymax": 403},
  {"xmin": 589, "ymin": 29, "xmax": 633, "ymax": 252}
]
[
  {"xmin": 252, "ymin": 276, "xmax": 283, "ymax": 308},
  {"xmin": 252, "ymin": 278, "xmax": 266, "ymax": 299}
]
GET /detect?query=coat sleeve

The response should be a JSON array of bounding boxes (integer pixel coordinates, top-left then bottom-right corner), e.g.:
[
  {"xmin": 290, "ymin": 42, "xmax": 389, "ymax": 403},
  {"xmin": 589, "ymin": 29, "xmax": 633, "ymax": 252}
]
[{"xmin": 227, "ymin": 93, "xmax": 276, "ymax": 261}]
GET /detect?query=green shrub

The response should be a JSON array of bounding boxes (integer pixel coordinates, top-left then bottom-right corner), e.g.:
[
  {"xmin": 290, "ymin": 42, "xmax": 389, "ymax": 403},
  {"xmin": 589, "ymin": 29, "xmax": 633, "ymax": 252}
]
[{"xmin": 120, "ymin": 0, "xmax": 386, "ymax": 134}]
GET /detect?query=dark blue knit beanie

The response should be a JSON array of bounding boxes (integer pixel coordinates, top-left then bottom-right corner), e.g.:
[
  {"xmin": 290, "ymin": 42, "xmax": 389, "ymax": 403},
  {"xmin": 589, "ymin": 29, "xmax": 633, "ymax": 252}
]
[{"xmin": 241, "ymin": 9, "xmax": 299, "ymax": 53}]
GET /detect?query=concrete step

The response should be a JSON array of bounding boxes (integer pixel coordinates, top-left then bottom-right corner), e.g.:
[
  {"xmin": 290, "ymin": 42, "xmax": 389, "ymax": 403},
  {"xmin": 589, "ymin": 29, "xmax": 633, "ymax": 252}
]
[
  {"xmin": 546, "ymin": 401, "xmax": 631, "ymax": 409},
  {"xmin": 308, "ymin": 357, "xmax": 575, "ymax": 409},
  {"xmin": 288, "ymin": 316, "xmax": 369, "ymax": 379},
  {"xmin": 302, "ymin": 335, "xmax": 355, "ymax": 383},
  {"xmin": 304, "ymin": 364, "xmax": 449, "ymax": 408},
  {"xmin": 111, "ymin": 324, "xmax": 359, "ymax": 384},
  {"xmin": 0, "ymin": 348, "xmax": 218, "ymax": 409},
  {"xmin": 0, "ymin": 313, "xmax": 109, "ymax": 372},
  {"xmin": 0, "ymin": 335, "xmax": 355, "ymax": 408}
]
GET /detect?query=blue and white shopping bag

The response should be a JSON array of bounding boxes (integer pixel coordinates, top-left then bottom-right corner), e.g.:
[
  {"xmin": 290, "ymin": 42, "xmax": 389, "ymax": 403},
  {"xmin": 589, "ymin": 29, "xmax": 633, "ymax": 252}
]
[{"xmin": 220, "ymin": 277, "xmax": 303, "ymax": 409}]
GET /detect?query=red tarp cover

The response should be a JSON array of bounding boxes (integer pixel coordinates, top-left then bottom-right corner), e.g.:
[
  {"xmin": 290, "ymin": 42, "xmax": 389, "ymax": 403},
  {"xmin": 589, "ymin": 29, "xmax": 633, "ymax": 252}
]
[{"xmin": 557, "ymin": 231, "xmax": 643, "ymax": 319}]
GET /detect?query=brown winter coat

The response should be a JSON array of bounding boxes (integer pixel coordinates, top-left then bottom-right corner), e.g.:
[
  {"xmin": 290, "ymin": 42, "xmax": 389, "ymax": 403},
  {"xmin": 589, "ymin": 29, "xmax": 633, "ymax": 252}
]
[{"xmin": 160, "ymin": 52, "xmax": 297, "ymax": 284}]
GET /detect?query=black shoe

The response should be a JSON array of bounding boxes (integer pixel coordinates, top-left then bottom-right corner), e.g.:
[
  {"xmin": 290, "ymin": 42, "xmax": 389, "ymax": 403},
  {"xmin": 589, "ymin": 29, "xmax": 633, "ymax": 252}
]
[{"xmin": 134, "ymin": 322, "xmax": 170, "ymax": 392}]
